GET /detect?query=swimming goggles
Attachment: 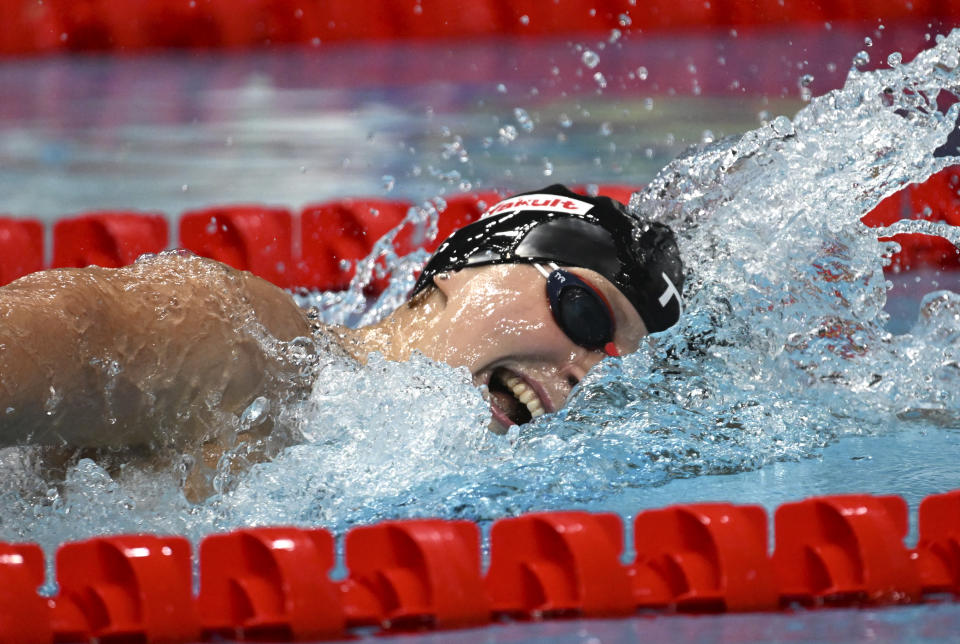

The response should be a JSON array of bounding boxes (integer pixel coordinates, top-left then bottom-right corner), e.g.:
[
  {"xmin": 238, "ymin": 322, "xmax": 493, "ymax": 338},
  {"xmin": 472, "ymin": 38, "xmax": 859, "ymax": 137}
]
[{"xmin": 533, "ymin": 263, "xmax": 620, "ymax": 357}]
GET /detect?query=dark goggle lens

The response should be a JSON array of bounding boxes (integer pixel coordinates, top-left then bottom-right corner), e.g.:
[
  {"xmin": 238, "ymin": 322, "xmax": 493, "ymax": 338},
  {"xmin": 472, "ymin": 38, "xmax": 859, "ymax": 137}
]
[{"xmin": 546, "ymin": 270, "xmax": 615, "ymax": 351}]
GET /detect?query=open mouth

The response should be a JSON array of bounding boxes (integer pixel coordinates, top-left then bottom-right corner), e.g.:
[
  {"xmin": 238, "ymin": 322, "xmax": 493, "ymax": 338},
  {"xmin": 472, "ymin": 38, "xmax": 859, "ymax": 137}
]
[{"xmin": 487, "ymin": 367, "xmax": 547, "ymax": 427}]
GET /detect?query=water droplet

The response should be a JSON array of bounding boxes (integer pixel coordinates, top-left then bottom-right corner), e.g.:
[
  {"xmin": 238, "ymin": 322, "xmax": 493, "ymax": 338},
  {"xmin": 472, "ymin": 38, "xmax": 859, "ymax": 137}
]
[
  {"xmin": 618, "ymin": 13, "xmax": 632, "ymax": 26},
  {"xmin": 514, "ymin": 107, "xmax": 535, "ymax": 133},
  {"xmin": 311, "ymin": 37, "xmax": 321, "ymax": 47},
  {"xmin": 701, "ymin": 129, "xmax": 715, "ymax": 143},
  {"xmin": 44, "ymin": 386, "xmax": 60, "ymax": 417},
  {"xmin": 644, "ymin": 97, "xmax": 654, "ymax": 111},
  {"xmin": 381, "ymin": 175, "xmax": 395, "ymax": 192},
  {"xmin": 609, "ymin": 28, "xmax": 621, "ymax": 43},
  {"xmin": 559, "ymin": 113, "xmax": 572, "ymax": 128},
  {"xmin": 59, "ymin": 32, "xmax": 68, "ymax": 42},
  {"xmin": 593, "ymin": 71, "xmax": 607, "ymax": 88},
  {"xmin": 582, "ymin": 50, "xmax": 600, "ymax": 69},
  {"xmin": 542, "ymin": 159, "xmax": 554, "ymax": 176},
  {"xmin": 225, "ymin": 136, "xmax": 233, "ymax": 146},
  {"xmin": 864, "ymin": 36, "xmax": 873, "ymax": 47},
  {"xmin": 181, "ymin": 184, "xmax": 189, "ymax": 192},
  {"xmin": 853, "ymin": 50, "xmax": 870, "ymax": 67},
  {"xmin": 771, "ymin": 115, "xmax": 795, "ymax": 136},
  {"xmin": 339, "ymin": 259, "xmax": 352, "ymax": 272},
  {"xmin": 496, "ymin": 83, "xmax": 507, "ymax": 94},
  {"xmin": 498, "ymin": 125, "xmax": 518, "ymax": 144},
  {"xmin": 240, "ymin": 396, "xmax": 270, "ymax": 429},
  {"xmin": 206, "ymin": 218, "xmax": 217, "ymax": 234},
  {"xmin": 800, "ymin": 73, "xmax": 814, "ymax": 87},
  {"xmin": 636, "ymin": 65, "xmax": 648, "ymax": 80},
  {"xmin": 887, "ymin": 51, "xmax": 903, "ymax": 67},
  {"xmin": 599, "ymin": 122, "xmax": 613, "ymax": 136},
  {"xmin": 519, "ymin": 14, "xmax": 529, "ymax": 25},
  {"xmin": 299, "ymin": 166, "xmax": 307, "ymax": 174}
]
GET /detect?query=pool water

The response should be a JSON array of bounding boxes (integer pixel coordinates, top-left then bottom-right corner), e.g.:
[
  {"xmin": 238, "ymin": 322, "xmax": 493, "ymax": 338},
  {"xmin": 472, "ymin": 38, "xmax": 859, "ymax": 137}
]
[{"xmin": 1, "ymin": 19, "xmax": 960, "ymax": 640}]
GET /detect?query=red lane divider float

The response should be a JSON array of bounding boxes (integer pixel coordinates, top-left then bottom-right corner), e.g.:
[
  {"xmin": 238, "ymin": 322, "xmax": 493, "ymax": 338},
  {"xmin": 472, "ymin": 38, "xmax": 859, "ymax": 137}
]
[
  {"xmin": 52, "ymin": 211, "xmax": 168, "ymax": 270},
  {"xmin": 0, "ymin": 217, "xmax": 43, "ymax": 286},
  {"xmin": 0, "ymin": 0, "xmax": 954, "ymax": 56},
  {"xmin": 180, "ymin": 204, "xmax": 294, "ymax": 287},
  {"xmin": 0, "ymin": 542, "xmax": 49, "ymax": 644},
  {"xmin": 53, "ymin": 535, "xmax": 199, "ymax": 642},
  {"xmin": 486, "ymin": 512, "xmax": 635, "ymax": 618},
  {"xmin": 1, "ymin": 490, "xmax": 959, "ymax": 643},
  {"xmin": 773, "ymin": 495, "xmax": 921, "ymax": 605},
  {"xmin": 2, "ymin": 172, "xmax": 959, "ymax": 290},
  {"xmin": 342, "ymin": 520, "xmax": 489, "ymax": 629},
  {"xmin": 631, "ymin": 503, "xmax": 778, "ymax": 612},
  {"xmin": 199, "ymin": 527, "xmax": 343, "ymax": 641}
]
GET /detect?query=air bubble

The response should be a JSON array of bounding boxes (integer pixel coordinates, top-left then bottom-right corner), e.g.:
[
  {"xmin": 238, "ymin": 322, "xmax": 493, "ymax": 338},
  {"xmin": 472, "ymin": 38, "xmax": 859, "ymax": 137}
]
[
  {"xmin": 618, "ymin": 13, "xmax": 632, "ymax": 26},
  {"xmin": 582, "ymin": 50, "xmax": 600, "ymax": 69},
  {"xmin": 770, "ymin": 115, "xmax": 795, "ymax": 136},
  {"xmin": 381, "ymin": 175, "xmax": 395, "ymax": 192},
  {"xmin": 240, "ymin": 397, "xmax": 270, "ymax": 429},
  {"xmin": 888, "ymin": 52, "xmax": 903, "ymax": 67},
  {"xmin": 514, "ymin": 107, "xmax": 535, "ymax": 133},
  {"xmin": 636, "ymin": 66, "xmax": 648, "ymax": 80},
  {"xmin": 498, "ymin": 125, "xmax": 518, "ymax": 143},
  {"xmin": 853, "ymin": 50, "xmax": 870, "ymax": 67},
  {"xmin": 593, "ymin": 72, "xmax": 607, "ymax": 88}
]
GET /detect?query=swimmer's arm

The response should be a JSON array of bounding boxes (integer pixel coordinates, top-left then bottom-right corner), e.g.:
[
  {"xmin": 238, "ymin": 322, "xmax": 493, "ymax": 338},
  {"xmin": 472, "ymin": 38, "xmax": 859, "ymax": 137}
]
[{"xmin": 0, "ymin": 254, "xmax": 311, "ymax": 450}]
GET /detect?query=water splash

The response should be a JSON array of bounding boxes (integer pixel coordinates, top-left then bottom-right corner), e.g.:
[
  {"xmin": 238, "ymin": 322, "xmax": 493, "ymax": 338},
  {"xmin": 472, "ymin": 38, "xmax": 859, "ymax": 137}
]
[{"xmin": 5, "ymin": 32, "xmax": 960, "ymax": 550}]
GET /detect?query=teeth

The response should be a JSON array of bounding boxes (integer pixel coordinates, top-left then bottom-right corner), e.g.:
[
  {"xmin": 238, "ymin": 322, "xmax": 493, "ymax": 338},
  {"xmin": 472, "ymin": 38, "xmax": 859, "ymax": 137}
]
[{"xmin": 500, "ymin": 373, "xmax": 546, "ymax": 419}]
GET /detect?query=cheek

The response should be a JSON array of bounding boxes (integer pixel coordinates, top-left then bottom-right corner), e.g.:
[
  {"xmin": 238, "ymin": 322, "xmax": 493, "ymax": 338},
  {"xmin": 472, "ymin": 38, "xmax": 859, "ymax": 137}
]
[{"xmin": 441, "ymin": 290, "xmax": 564, "ymax": 361}]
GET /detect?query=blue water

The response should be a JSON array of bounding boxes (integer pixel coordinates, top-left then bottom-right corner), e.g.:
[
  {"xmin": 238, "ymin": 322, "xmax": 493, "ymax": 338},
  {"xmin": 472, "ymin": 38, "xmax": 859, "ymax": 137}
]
[
  {"xmin": 357, "ymin": 602, "xmax": 960, "ymax": 643},
  {"xmin": 2, "ymin": 20, "xmax": 960, "ymax": 642}
]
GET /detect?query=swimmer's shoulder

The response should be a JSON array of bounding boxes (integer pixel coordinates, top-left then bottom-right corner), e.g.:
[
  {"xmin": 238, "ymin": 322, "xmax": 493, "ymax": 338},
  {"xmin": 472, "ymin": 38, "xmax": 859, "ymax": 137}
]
[{"xmin": 302, "ymin": 306, "xmax": 359, "ymax": 364}]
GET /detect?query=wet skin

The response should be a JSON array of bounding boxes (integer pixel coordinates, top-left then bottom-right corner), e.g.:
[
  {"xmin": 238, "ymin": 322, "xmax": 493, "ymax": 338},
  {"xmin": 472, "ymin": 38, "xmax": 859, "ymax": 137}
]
[
  {"xmin": 0, "ymin": 255, "xmax": 648, "ymax": 496},
  {"xmin": 339, "ymin": 263, "xmax": 649, "ymax": 432}
]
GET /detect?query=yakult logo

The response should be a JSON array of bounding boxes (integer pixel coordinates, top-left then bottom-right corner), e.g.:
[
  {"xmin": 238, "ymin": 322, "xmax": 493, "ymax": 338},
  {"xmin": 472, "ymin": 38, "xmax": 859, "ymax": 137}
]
[{"xmin": 482, "ymin": 194, "xmax": 594, "ymax": 218}]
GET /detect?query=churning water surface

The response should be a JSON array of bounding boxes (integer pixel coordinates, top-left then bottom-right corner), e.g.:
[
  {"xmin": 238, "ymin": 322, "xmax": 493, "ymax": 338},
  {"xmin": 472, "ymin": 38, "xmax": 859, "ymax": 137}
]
[{"xmin": 0, "ymin": 23, "xmax": 959, "ymax": 585}]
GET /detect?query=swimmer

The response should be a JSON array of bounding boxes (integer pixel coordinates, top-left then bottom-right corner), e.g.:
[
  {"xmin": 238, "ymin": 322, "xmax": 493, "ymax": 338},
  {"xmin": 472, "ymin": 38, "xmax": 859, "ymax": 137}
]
[{"xmin": 0, "ymin": 184, "xmax": 683, "ymax": 496}]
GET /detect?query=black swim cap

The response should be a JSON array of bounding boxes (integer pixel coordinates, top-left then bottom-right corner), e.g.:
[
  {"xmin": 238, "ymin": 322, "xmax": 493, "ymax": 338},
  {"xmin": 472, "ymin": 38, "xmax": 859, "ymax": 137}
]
[{"xmin": 412, "ymin": 184, "xmax": 684, "ymax": 333}]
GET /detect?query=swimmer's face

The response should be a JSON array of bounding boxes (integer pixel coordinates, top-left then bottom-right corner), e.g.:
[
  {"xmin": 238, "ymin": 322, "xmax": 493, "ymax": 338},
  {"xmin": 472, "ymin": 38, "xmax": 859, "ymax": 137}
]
[{"xmin": 407, "ymin": 264, "xmax": 648, "ymax": 433}]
